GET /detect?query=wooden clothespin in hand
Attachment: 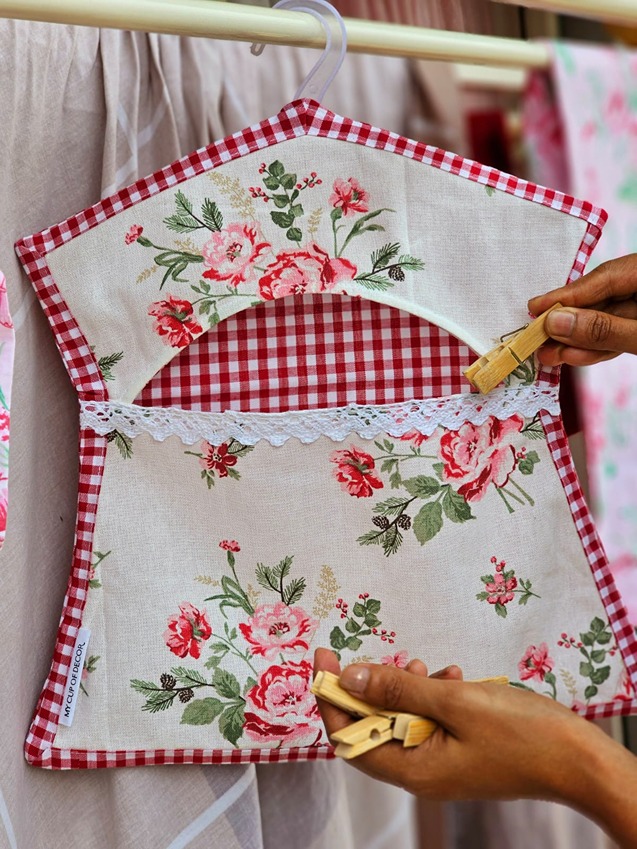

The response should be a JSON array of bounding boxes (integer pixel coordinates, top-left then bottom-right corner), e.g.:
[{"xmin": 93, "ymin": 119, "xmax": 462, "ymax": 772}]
[
  {"xmin": 311, "ymin": 670, "xmax": 509, "ymax": 760},
  {"xmin": 464, "ymin": 303, "xmax": 563, "ymax": 395}
]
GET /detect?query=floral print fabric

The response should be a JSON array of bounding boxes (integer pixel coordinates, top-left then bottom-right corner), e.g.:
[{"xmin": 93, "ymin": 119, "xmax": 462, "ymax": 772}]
[
  {"xmin": 53, "ymin": 414, "xmax": 633, "ymax": 755},
  {"xmin": 21, "ymin": 100, "xmax": 633, "ymax": 765},
  {"xmin": 0, "ymin": 272, "xmax": 13, "ymax": 548}
]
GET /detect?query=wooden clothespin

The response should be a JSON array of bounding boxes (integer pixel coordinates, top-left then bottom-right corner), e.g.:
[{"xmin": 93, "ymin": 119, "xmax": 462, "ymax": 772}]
[
  {"xmin": 311, "ymin": 670, "xmax": 509, "ymax": 760},
  {"xmin": 464, "ymin": 303, "xmax": 563, "ymax": 395}
]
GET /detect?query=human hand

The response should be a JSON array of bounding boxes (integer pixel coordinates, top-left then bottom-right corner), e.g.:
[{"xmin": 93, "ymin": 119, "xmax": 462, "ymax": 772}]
[
  {"xmin": 313, "ymin": 649, "xmax": 607, "ymax": 804},
  {"xmin": 528, "ymin": 254, "xmax": 637, "ymax": 367}
]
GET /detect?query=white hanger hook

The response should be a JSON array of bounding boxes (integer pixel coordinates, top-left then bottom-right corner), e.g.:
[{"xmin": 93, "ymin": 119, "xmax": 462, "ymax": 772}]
[{"xmin": 251, "ymin": 0, "xmax": 347, "ymax": 103}]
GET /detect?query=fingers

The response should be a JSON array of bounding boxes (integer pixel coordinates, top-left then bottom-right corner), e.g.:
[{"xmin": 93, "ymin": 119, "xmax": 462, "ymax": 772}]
[
  {"xmin": 314, "ymin": 647, "xmax": 341, "ymax": 677},
  {"xmin": 338, "ymin": 663, "xmax": 458, "ymax": 723},
  {"xmin": 430, "ymin": 664, "xmax": 463, "ymax": 681},
  {"xmin": 542, "ymin": 307, "xmax": 637, "ymax": 355},
  {"xmin": 528, "ymin": 254, "xmax": 637, "ymax": 315},
  {"xmin": 406, "ymin": 658, "xmax": 428, "ymax": 677},
  {"xmin": 313, "ymin": 649, "xmax": 352, "ymax": 741},
  {"xmin": 536, "ymin": 341, "xmax": 619, "ymax": 367}
]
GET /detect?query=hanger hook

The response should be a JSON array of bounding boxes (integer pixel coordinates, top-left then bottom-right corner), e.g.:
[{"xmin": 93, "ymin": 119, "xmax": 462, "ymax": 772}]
[{"xmin": 251, "ymin": 0, "xmax": 347, "ymax": 103}]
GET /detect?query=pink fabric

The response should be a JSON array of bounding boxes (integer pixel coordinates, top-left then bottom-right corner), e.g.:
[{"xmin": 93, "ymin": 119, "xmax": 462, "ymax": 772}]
[
  {"xmin": 523, "ymin": 43, "xmax": 637, "ymax": 627},
  {"xmin": 0, "ymin": 271, "xmax": 13, "ymax": 548}
]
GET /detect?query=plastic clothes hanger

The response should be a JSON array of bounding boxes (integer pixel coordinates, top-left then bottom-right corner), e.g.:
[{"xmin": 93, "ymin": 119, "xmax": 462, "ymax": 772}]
[{"xmin": 251, "ymin": 0, "xmax": 347, "ymax": 103}]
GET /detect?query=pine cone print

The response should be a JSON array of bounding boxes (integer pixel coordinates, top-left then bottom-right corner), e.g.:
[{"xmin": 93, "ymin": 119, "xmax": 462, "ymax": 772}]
[
  {"xmin": 388, "ymin": 265, "xmax": 405, "ymax": 282},
  {"xmin": 372, "ymin": 515, "xmax": 391, "ymax": 530},
  {"xmin": 179, "ymin": 688, "xmax": 195, "ymax": 703},
  {"xmin": 160, "ymin": 673, "xmax": 176, "ymax": 690},
  {"xmin": 397, "ymin": 514, "xmax": 412, "ymax": 530}
]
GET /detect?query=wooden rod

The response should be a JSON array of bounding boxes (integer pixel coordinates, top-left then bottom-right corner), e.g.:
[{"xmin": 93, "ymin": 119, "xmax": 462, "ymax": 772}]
[
  {"xmin": 0, "ymin": 0, "xmax": 550, "ymax": 68},
  {"xmin": 493, "ymin": 0, "xmax": 637, "ymax": 27}
]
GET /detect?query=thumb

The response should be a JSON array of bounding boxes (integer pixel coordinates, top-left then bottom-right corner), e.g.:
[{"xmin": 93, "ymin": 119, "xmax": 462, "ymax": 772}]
[
  {"xmin": 545, "ymin": 307, "xmax": 637, "ymax": 355},
  {"xmin": 339, "ymin": 663, "xmax": 459, "ymax": 725}
]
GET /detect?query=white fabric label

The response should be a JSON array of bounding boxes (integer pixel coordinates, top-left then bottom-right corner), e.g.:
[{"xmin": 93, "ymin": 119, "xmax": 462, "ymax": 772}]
[{"xmin": 58, "ymin": 627, "xmax": 91, "ymax": 727}]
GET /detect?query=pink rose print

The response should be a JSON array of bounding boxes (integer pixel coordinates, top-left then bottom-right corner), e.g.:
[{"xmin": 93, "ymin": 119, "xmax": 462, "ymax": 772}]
[
  {"xmin": 381, "ymin": 650, "xmax": 409, "ymax": 668},
  {"xmin": 243, "ymin": 660, "xmax": 322, "ymax": 747},
  {"xmin": 202, "ymin": 222, "xmax": 270, "ymax": 288},
  {"xmin": 259, "ymin": 244, "xmax": 356, "ymax": 301},
  {"xmin": 219, "ymin": 540, "xmax": 240, "ymax": 552},
  {"xmin": 148, "ymin": 296, "xmax": 203, "ymax": 348},
  {"xmin": 239, "ymin": 602, "xmax": 318, "ymax": 660},
  {"xmin": 0, "ymin": 495, "xmax": 7, "ymax": 536},
  {"xmin": 125, "ymin": 224, "xmax": 143, "ymax": 245},
  {"xmin": 163, "ymin": 602, "xmax": 212, "ymax": 659},
  {"xmin": 0, "ymin": 410, "xmax": 9, "ymax": 442},
  {"xmin": 439, "ymin": 414, "xmax": 524, "ymax": 502},
  {"xmin": 199, "ymin": 441, "xmax": 238, "ymax": 478},
  {"xmin": 0, "ymin": 274, "xmax": 12, "ymax": 329},
  {"xmin": 330, "ymin": 446, "xmax": 384, "ymax": 498},
  {"xmin": 329, "ymin": 177, "xmax": 369, "ymax": 216},
  {"xmin": 614, "ymin": 670, "xmax": 635, "ymax": 702},
  {"xmin": 484, "ymin": 572, "xmax": 518, "ymax": 605},
  {"xmin": 518, "ymin": 642, "xmax": 554, "ymax": 682}
]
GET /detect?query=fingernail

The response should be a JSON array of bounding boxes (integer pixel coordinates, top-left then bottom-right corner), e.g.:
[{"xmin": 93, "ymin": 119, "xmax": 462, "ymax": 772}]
[
  {"xmin": 546, "ymin": 309, "xmax": 575, "ymax": 337},
  {"xmin": 340, "ymin": 665, "xmax": 370, "ymax": 695}
]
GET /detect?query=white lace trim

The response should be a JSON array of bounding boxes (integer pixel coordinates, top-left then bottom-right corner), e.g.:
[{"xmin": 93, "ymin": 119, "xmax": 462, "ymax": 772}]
[{"xmin": 80, "ymin": 386, "xmax": 559, "ymax": 447}]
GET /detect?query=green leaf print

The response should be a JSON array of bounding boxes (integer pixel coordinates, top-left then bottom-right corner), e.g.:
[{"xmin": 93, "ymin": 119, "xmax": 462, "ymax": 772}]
[
  {"xmin": 412, "ymin": 501, "xmax": 444, "ymax": 545},
  {"xmin": 180, "ymin": 698, "xmax": 224, "ymax": 726},
  {"xmin": 218, "ymin": 703, "xmax": 245, "ymax": 747}
]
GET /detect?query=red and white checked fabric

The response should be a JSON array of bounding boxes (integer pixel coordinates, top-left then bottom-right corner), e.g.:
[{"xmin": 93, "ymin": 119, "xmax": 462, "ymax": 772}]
[
  {"xmin": 16, "ymin": 98, "xmax": 606, "ymax": 401},
  {"xmin": 137, "ymin": 295, "xmax": 476, "ymax": 412},
  {"xmin": 24, "ymin": 431, "xmax": 107, "ymax": 767},
  {"xmin": 17, "ymin": 98, "xmax": 635, "ymax": 770},
  {"xmin": 541, "ymin": 411, "xmax": 637, "ymax": 718}
]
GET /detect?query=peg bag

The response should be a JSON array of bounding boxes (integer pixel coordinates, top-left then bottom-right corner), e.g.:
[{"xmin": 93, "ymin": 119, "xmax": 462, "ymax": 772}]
[{"xmin": 17, "ymin": 99, "xmax": 637, "ymax": 769}]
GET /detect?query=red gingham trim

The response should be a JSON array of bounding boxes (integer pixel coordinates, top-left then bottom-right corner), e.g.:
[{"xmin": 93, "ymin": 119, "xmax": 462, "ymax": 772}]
[
  {"xmin": 41, "ymin": 744, "xmax": 334, "ymax": 770},
  {"xmin": 540, "ymin": 410, "xmax": 637, "ymax": 721},
  {"xmin": 137, "ymin": 295, "xmax": 476, "ymax": 411},
  {"xmin": 25, "ymin": 430, "xmax": 107, "ymax": 766},
  {"xmin": 15, "ymin": 97, "xmax": 606, "ymax": 398},
  {"xmin": 15, "ymin": 241, "xmax": 106, "ymax": 401}
]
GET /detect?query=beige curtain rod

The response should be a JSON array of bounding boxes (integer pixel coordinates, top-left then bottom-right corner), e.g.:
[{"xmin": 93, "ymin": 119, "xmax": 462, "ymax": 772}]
[
  {"xmin": 493, "ymin": 0, "xmax": 637, "ymax": 27},
  {"xmin": 0, "ymin": 0, "xmax": 550, "ymax": 68}
]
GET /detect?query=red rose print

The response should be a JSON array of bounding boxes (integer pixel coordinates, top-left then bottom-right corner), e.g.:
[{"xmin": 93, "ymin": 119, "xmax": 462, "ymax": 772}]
[
  {"xmin": 239, "ymin": 602, "xmax": 318, "ymax": 660},
  {"xmin": 202, "ymin": 222, "xmax": 270, "ymax": 288},
  {"xmin": 439, "ymin": 414, "xmax": 524, "ymax": 502},
  {"xmin": 329, "ymin": 177, "xmax": 369, "ymax": 216},
  {"xmin": 397, "ymin": 429, "xmax": 429, "ymax": 447},
  {"xmin": 243, "ymin": 660, "xmax": 322, "ymax": 747},
  {"xmin": 330, "ymin": 446, "xmax": 384, "ymax": 498},
  {"xmin": 518, "ymin": 642, "xmax": 554, "ymax": 682},
  {"xmin": 484, "ymin": 572, "xmax": 518, "ymax": 605},
  {"xmin": 199, "ymin": 441, "xmax": 238, "ymax": 478},
  {"xmin": 219, "ymin": 540, "xmax": 240, "ymax": 552},
  {"xmin": 259, "ymin": 244, "xmax": 356, "ymax": 300},
  {"xmin": 163, "ymin": 602, "xmax": 212, "ymax": 659},
  {"xmin": 381, "ymin": 650, "xmax": 409, "ymax": 668},
  {"xmin": 0, "ymin": 495, "xmax": 7, "ymax": 536},
  {"xmin": 148, "ymin": 297, "xmax": 203, "ymax": 348},
  {"xmin": 125, "ymin": 224, "xmax": 143, "ymax": 244}
]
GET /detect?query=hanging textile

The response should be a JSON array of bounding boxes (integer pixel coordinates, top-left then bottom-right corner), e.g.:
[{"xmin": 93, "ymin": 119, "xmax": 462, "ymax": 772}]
[
  {"xmin": 16, "ymin": 93, "xmax": 637, "ymax": 770},
  {"xmin": 0, "ymin": 22, "xmax": 422, "ymax": 849},
  {"xmin": 523, "ymin": 43, "xmax": 637, "ymax": 628}
]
